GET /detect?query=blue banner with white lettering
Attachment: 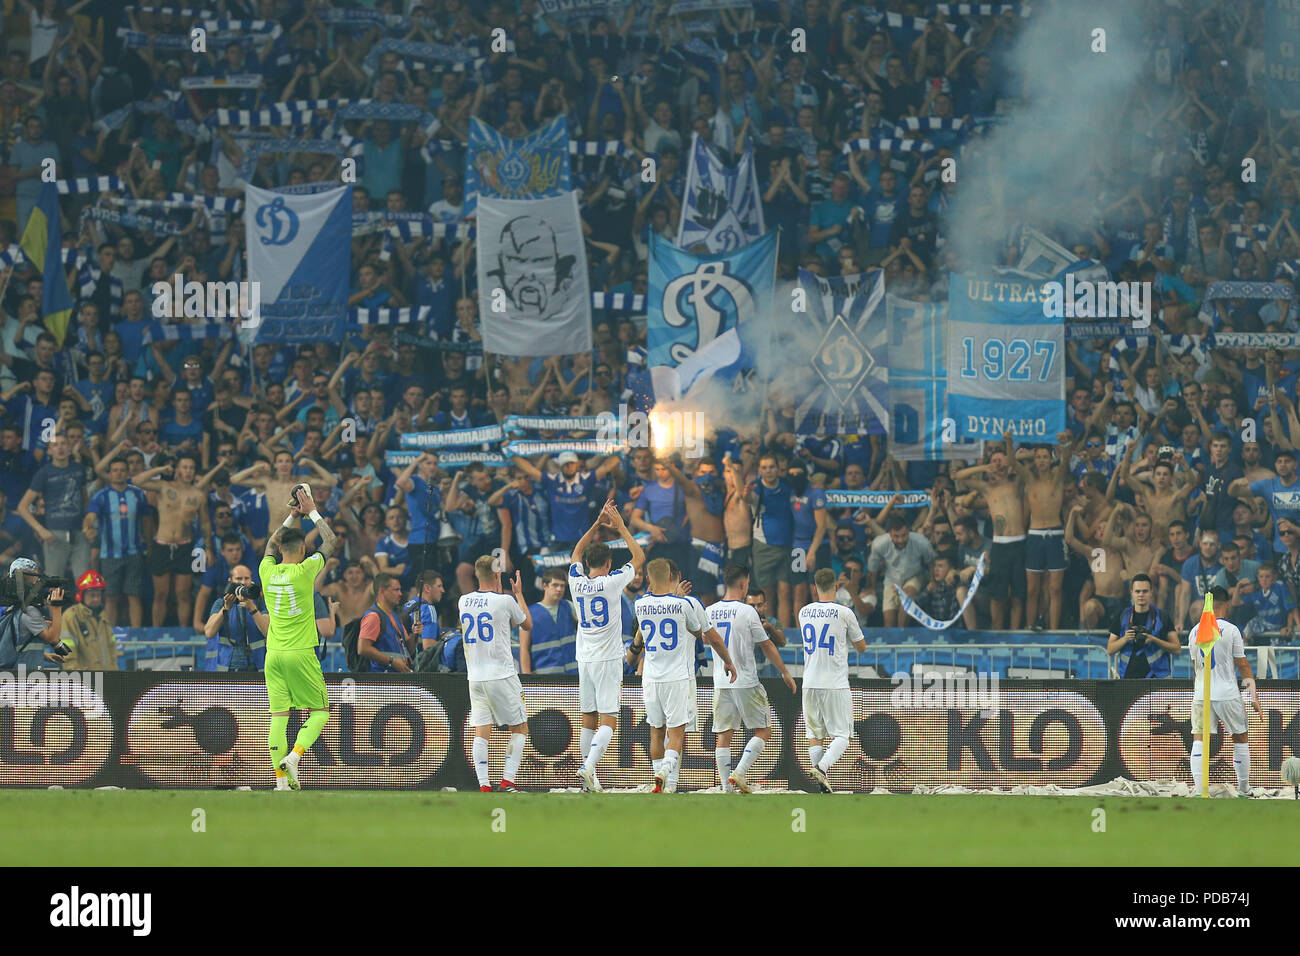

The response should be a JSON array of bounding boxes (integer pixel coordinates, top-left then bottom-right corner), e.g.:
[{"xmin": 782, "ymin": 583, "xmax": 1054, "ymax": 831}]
[
  {"xmin": 886, "ymin": 295, "xmax": 978, "ymax": 460},
  {"xmin": 647, "ymin": 230, "xmax": 777, "ymax": 368},
  {"xmin": 946, "ymin": 273, "xmax": 1064, "ymax": 441},
  {"xmin": 244, "ymin": 183, "xmax": 351, "ymax": 343},
  {"xmin": 464, "ymin": 115, "xmax": 570, "ymax": 217}
]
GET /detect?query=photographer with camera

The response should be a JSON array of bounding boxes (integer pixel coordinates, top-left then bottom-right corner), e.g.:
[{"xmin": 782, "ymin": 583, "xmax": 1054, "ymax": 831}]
[
  {"xmin": 0, "ymin": 559, "xmax": 74, "ymax": 669},
  {"xmin": 1106, "ymin": 573, "xmax": 1181, "ymax": 678},
  {"xmin": 200, "ymin": 564, "xmax": 269, "ymax": 672}
]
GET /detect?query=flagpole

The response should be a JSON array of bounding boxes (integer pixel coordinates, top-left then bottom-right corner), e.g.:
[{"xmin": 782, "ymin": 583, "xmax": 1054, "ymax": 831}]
[{"xmin": 1201, "ymin": 645, "xmax": 1212, "ymax": 798}]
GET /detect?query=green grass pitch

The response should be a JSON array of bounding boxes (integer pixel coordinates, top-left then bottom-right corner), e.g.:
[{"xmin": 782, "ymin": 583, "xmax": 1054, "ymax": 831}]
[{"xmin": 6, "ymin": 790, "xmax": 1296, "ymax": 866}]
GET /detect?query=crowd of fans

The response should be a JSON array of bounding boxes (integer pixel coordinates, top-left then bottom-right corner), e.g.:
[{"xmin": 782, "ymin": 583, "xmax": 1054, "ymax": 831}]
[{"xmin": 0, "ymin": 0, "xmax": 1298, "ymax": 675}]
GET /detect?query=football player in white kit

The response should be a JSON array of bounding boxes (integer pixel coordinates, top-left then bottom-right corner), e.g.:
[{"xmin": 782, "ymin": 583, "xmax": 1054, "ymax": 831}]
[
  {"xmin": 798, "ymin": 567, "xmax": 867, "ymax": 793},
  {"xmin": 708, "ymin": 563, "xmax": 797, "ymax": 792},
  {"xmin": 459, "ymin": 555, "xmax": 534, "ymax": 792},
  {"xmin": 571, "ymin": 499, "xmax": 646, "ymax": 792},
  {"xmin": 631, "ymin": 557, "xmax": 737, "ymax": 792},
  {"xmin": 1187, "ymin": 586, "xmax": 1262, "ymax": 797}
]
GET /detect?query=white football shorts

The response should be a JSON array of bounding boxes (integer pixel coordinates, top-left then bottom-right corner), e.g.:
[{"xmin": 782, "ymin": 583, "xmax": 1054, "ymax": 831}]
[
  {"xmin": 712, "ymin": 683, "xmax": 772, "ymax": 732},
  {"xmin": 469, "ymin": 675, "xmax": 528, "ymax": 728},
  {"xmin": 644, "ymin": 677, "xmax": 693, "ymax": 729},
  {"xmin": 803, "ymin": 686, "xmax": 853, "ymax": 740},
  {"xmin": 1190, "ymin": 696, "xmax": 1249, "ymax": 736},
  {"xmin": 578, "ymin": 658, "xmax": 623, "ymax": 715}
]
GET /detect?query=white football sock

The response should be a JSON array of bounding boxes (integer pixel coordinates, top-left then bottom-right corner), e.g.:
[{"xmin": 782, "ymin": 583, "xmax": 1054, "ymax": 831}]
[
  {"xmin": 665, "ymin": 748, "xmax": 681, "ymax": 790},
  {"xmin": 809, "ymin": 744, "xmax": 825, "ymax": 770},
  {"xmin": 1190, "ymin": 740, "xmax": 1203, "ymax": 795},
  {"xmin": 652, "ymin": 758, "xmax": 664, "ymax": 778},
  {"xmin": 503, "ymin": 733, "xmax": 526, "ymax": 783},
  {"xmin": 735, "ymin": 737, "xmax": 765, "ymax": 776},
  {"xmin": 473, "ymin": 736, "xmax": 490, "ymax": 788},
  {"xmin": 820, "ymin": 735, "xmax": 850, "ymax": 772},
  {"xmin": 715, "ymin": 747, "xmax": 731, "ymax": 786},
  {"xmin": 585, "ymin": 725, "xmax": 613, "ymax": 771},
  {"xmin": 580, "ymin": 726, "xmax": 594, "ymax": 761},
  {"xmin": 1233, "ymin": 741, "xmax": 1251, "ymax": 794}
]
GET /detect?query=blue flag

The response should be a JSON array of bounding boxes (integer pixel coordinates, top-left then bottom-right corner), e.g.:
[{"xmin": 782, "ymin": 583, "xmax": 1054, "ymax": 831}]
[
  {"xmin": 677, "ymin": 132, "xmax": 765, "ymax": 253},
  {"xmin": 244, "ymin": 183, "xmax": 352, "ymax": 344},
  {"xmin": 794, "ymin": 269, "xmax": 888, "ymax": 435},
  {"xmin": 465, "ymin": 115, "xmax": 571, "ymax": 216},
  {"xmin": 946, "ymin": 273, "xmax": 1065, "ymax": 441},
  {"xmin": 19, "ymin": 181, "xmax": 74, "ymax": 347},
  {"xmin": 647, "ymin": 230, "xmax": 777, "ymax": 369}
]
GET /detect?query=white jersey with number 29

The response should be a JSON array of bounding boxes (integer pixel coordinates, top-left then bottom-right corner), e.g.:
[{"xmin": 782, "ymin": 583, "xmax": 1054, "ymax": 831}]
[
  {"xmin": 459, "ymin": 590, "xmax": 527, "ymax": 682},
  {"xmin": 634, "ymin": 592, "xmax": 706, "ymax": 682},
  {"xmin": 570, "ymin": 562, "xmax": 636, "ymax": 662},
  {"xmin": 798, "ymin": 601, "xmax": 864, "ymax": 689}
]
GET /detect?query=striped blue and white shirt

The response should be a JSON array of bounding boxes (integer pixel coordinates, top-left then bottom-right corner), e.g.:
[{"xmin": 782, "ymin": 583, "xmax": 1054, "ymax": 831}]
[
  {"xmin": 88, "ymin": 483, "xmax": 149, "ymax": 559},
  {"xmin": 503, "ymin": 486, "xmax": 550, "ymax": 554}
]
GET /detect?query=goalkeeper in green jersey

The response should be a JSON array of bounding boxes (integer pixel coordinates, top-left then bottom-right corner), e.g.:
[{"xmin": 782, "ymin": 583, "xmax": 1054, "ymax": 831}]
[{"xmin": 261, "ymin": 484, "xmax": 339, "ymax": 791}]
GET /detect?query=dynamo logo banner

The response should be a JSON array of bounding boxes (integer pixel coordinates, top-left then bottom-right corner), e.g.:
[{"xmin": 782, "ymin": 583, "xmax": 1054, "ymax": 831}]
[
  {"xmin": 244, "ymin": 183, "xmax": 351, "ymax": 343},
  {"xmin": 678, "ymin": 132, "xmax": 765, "ymax": 254},
  {"xmin": 648, "ymin": 230, "xmax": 776, "ymax": 368},
  {"xmin": 946, "ymin": 273, "xmax": 1065, "ymax": 441},
  {"xmin": 465, "ymin": 115, "xmax": 571, "ymax": 216}
]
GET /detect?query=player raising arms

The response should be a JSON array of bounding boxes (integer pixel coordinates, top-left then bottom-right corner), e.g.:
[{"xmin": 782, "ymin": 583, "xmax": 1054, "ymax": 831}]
[
  {"xmin": 1187, "ymin": 586, "xmax": 1263, "ymax": 798},
  {"xmin": 798, "ymin": 567, "xmax": 868, "ymax": 793},
  {"xmin": 631, "ymin": 558, "xmax": 736, "ymax": 793},
  {"xmin": 460, "ymin": 556, "xmax": 533, "ymax": 792},
  {"xmin": 708, "ymin": 563, "xmax": 797, "ymax": 792},
  {"xmin": 571, "ymin": 497, "xmax": 645, "ymax": 793},
  {"xmin": 262, "ymin": 484, "xmax": 338, "ymax": 791}
]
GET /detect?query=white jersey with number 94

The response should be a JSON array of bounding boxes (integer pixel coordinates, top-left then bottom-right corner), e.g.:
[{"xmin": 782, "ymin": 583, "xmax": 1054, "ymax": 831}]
[{"xmin": 798, "ymin": 601, "xmax": 864, "ymax": 689}]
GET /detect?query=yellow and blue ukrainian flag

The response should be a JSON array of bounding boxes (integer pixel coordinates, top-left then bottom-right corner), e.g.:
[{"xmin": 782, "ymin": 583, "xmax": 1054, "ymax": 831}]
[{"xmin": 19, "ymin": 180, "xmax": 74, "ymax": 347}]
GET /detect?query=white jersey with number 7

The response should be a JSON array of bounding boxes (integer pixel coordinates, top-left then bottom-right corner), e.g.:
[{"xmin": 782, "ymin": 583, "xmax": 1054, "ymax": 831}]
[
  {"xmin": 458, "ymin": 590, "xmax": 527, "ymax": 682},
  {"xmin": 798, "ymin": 601, "xmax": 864, "ymax": 689}
]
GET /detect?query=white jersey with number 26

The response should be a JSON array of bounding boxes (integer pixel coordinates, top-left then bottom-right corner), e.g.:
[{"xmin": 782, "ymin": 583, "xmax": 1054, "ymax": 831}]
[
  {"xmin": 570, "ymin": 562, "xmax": 636, "ymax": 662},
  {"xmin": 458, "ymin": 590, "xmax": 527, "ymax": 682},
  {"xmin": 634, "ymin": 592, "xmax": 706, "ymax": 682},
  {"xmin": 798, "ymin": 601, "xmax": 864, "ymax": 689}
]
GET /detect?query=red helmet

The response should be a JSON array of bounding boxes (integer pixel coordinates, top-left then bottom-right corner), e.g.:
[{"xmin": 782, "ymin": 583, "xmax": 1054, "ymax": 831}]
[{"xmin": 76, "ymin": 570, "xmax": 107, "ymax": 602}]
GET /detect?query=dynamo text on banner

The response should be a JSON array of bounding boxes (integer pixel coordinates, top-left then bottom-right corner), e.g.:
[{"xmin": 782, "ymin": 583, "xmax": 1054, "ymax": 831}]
[
  {"xmin": 477, "ymin": 191, "xmax": 593, "ymax": 358},
  {"xmin": 946, "ymin": 273, "xmax": 1064, "ymax": 441},
  {"xmin": 648, "ymin": 230, "xmax": 777, "ymax": 367},
  {"xmin": 244, "ymin": 183, "xmax": 352, "ymax": 343}
]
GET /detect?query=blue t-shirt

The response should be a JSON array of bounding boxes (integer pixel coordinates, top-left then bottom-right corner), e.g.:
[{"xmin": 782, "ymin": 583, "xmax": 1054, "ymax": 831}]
[
  {"xmin": 1241, "ymin": 581, "xmax": 1294, "ymax": 631},
  {"xmin": 1180, "ymin": 554, "xmax": 1224, "ymax": 600},
  {"xmin": 88, "ymin": 484, "xmax": 149, "ymax": 559},
  {"xmin": 376, "ymin": 534, "xmax": 413, "ymax": 589},
  {"xmin": 541, "ymin": 470, "xmax": 599, "ymax": 544},
  {"xmin": 1249, "ymin": 476, "xmax": 1300, "ymax": 551},
  {"xmin": 866, "ymin": 192, "xmax": 903, "ymax": 247},
  {"xmin": 791, "ymin": 488, "xmax": 827, "ymax": 551},
  {"xmin": 810, "ymin": 198, "xmax": 855, "ymax": 256},
  {"xmin": 752, "ymin": 479, "xmax": 794, "ymax": 547},
  {"xmin": 159, "ymin": 414, "xmax": 204, "ymax": 450},
  {"xmin": 113, "ymin": 318, "xmax": 159, "ymax": 363},
  {"xmin": 404, "ymin": 475, "xmax": 443, "ymax": 546},
  {"xmin": 634, "ymin": 481, "xmax": 686, "ymax": 535},
  {"xmin": 29, "ymin": 461, "xmax": 89, "ymax": 532}
]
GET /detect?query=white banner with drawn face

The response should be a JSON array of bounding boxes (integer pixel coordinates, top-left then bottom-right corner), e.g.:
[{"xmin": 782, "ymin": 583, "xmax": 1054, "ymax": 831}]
[{"xmin": 476, "ymin": 192, "xmax": 592, "ymax": 357}]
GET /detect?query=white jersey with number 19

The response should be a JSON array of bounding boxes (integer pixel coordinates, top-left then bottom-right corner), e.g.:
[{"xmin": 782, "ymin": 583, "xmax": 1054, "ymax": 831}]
[
  {"xmin": 798, "ymin": 601, "xmax": 864, "ymax": 689},
  {"xmin": 458, "ymin": 590, "xmax": 527, "ymax": 682},
  {"xmin": 570, "ymin": 562, "xmax": 636, "ymax": 662}
]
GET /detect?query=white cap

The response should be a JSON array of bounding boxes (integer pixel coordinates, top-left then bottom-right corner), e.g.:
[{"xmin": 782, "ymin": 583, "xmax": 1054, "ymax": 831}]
[{"xmin": 556, "ymin": 452, "xmax": 579, "ymax": 465}]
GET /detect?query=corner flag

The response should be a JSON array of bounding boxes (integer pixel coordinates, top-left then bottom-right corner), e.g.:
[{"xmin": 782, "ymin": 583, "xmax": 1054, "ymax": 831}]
[
  {"xmin": 1194, "ymin": 592, "xmax": 1221, "ymax": 798},
  {"xmin": 19, "ymin": 181, "xmax": 74, "ymax": 347}
]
